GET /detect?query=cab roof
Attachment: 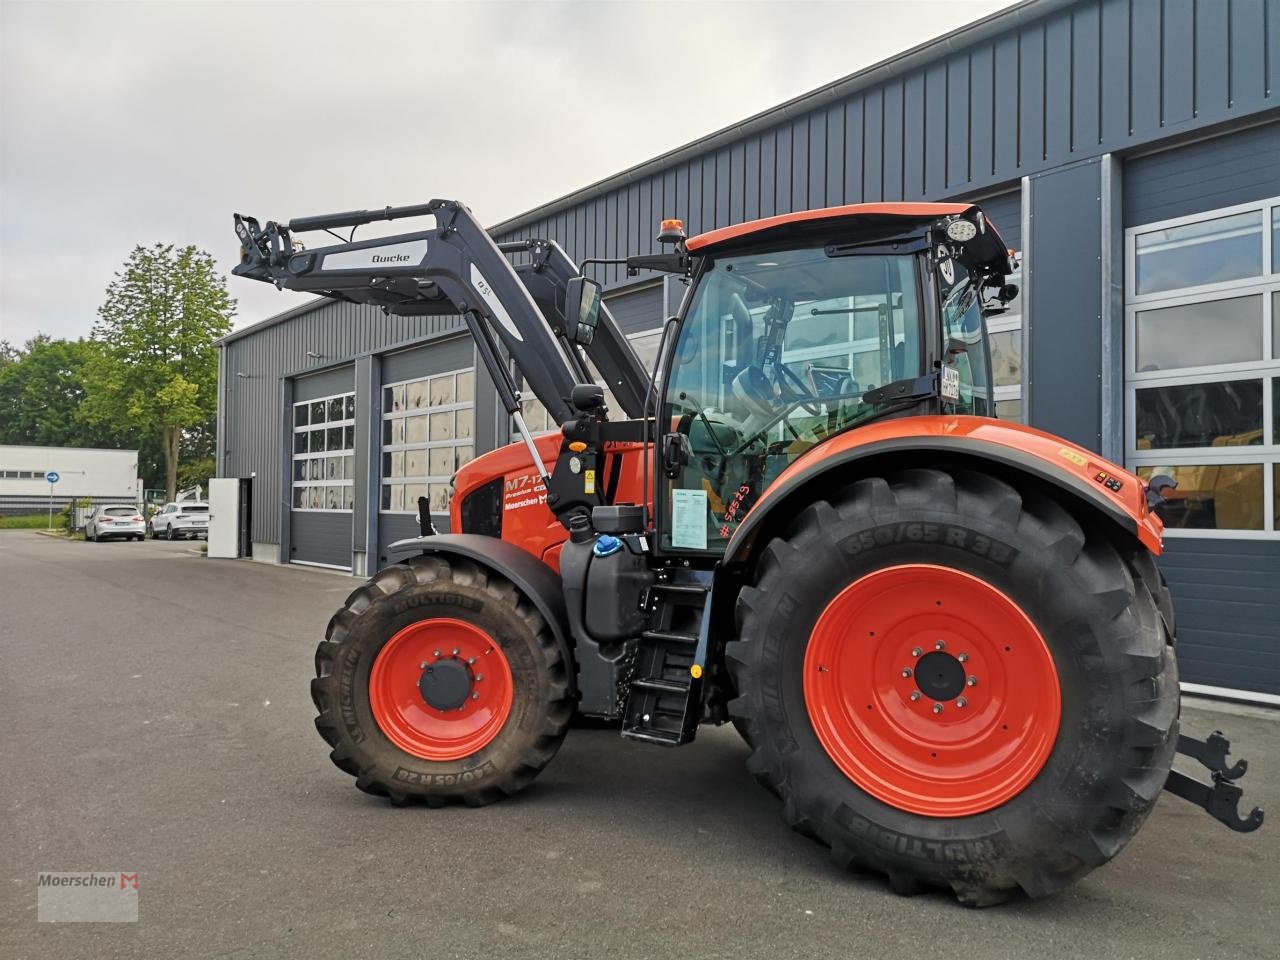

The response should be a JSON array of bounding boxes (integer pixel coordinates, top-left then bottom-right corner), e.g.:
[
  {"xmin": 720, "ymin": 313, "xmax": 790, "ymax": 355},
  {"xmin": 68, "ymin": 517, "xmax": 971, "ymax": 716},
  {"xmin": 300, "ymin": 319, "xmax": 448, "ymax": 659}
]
[{"xmin": 685, "ymin": 202, "xmax": 1010, "ymax": 272}]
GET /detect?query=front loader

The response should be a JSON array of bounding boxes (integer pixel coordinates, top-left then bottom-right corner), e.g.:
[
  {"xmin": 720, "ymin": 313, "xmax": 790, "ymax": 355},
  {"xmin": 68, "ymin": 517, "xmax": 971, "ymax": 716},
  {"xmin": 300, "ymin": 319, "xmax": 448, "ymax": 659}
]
[{"xmin": 233, "ymin": 198, "xmax": 1262, "ymax": 906}]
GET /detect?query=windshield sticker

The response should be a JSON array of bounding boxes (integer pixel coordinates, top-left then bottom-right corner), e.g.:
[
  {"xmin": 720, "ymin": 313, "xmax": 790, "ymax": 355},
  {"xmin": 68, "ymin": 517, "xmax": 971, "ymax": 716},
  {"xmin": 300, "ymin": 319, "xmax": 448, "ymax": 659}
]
[
  {"xmin": 671, "ymin": 488, "xmax": 709, "ymax": 550},
  {"xmin": 938, "ymin": 256, "xmax": 955, "ymax": 286}
]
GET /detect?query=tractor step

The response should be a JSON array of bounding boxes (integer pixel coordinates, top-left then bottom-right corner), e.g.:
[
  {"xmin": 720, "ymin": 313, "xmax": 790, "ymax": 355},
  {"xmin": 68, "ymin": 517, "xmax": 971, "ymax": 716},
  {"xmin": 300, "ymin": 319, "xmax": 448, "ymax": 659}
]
[{"xmin": 621, "ymin": 575, "xmax": 711, "ymax": 747}]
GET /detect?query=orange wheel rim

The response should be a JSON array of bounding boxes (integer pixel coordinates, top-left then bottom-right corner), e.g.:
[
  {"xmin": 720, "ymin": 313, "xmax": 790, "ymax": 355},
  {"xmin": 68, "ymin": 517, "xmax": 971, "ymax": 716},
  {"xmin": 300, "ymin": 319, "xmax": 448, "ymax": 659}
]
[
  {"xmin": 369, "ymin": 618, "xmax": 514, "ymax": 761},
  {"xmin": 803, "ymin": 564, "xmax": 1060, "ymax": 817}
]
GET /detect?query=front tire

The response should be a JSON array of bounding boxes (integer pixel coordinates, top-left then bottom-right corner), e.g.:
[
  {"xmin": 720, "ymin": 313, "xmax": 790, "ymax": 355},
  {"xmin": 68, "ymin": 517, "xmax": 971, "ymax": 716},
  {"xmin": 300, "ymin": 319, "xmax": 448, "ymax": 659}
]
[
  {"xmin": 311, "ymin": 555, "xmax": 572, "ymax": 806},
  {"xmin": 165, "ymin": 526, "xmax": 175, "ymax": 541},
  {"xmin": 727, "ymin": 467, "xmax": 1178, "ymax": 906}
]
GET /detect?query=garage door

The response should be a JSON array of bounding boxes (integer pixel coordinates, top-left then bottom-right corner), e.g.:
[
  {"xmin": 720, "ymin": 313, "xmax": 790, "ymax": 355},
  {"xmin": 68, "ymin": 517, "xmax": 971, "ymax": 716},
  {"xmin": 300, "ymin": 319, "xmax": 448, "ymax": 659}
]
[
  {"xmin": 290, "ymin": 366, "xmax": 355, "ymax": 569},
  {"xmin": 1122, "ymin": 123, "xmax": 1280, "ymax": 701},
  {"xmin": 376, "ymin": 337, "xmax": 476, "ymax": 569}
]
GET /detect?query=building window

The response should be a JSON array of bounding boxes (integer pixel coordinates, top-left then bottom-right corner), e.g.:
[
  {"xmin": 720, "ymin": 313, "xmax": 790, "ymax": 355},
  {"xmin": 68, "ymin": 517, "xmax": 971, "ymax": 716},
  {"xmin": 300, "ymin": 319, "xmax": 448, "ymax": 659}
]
[
  {"xmin": 292, "ymin": 392, "xmax": 356, "ymax": 511},
  {"xmin": 987, "ymin": 262, "xmax": 1023, "ymax": 422},
  {"xmin": 509, "ymin": 328, "xmax": 666, "ymax": 441},
  {"xmin": 381, "ymin": 367, "xmax": 475, "ymax": 515},
  {"xmin": 1125, "ymin": 196, "xmax": 1280, "ymax": 537}
]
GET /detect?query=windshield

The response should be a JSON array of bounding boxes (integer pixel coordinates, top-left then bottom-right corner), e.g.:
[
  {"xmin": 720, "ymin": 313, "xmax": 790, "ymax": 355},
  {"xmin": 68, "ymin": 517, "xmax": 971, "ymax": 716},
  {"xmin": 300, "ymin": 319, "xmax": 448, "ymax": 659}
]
[
  {"xmin": 104, "ymin": 507, "xmax": 137, "ymax": 517},
  {"xmin": 661, "ymin": 247, "xmax": 923, "ymax": 552},
  {"xmin": 182, "ymin": 505, "xmax": 209, "ymax": 513}
]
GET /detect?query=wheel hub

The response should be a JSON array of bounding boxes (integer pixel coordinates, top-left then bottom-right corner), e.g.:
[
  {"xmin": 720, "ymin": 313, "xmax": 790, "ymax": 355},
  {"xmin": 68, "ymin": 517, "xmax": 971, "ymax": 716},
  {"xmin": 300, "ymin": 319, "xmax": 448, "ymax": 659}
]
[
  {"xmin": 367, "ymin": 617, "xmax": 513, "ymax": 761},
  {"xmin": 912, "ymin": 650, "xmax": 967, "ymax": 702},
  {"xmin": 418, "ymin": 658, "xmax": 472, "ymax": 711},
  {"xmin": 803, "ymin": 564, "xmax": 1061, "ymax": 817}
]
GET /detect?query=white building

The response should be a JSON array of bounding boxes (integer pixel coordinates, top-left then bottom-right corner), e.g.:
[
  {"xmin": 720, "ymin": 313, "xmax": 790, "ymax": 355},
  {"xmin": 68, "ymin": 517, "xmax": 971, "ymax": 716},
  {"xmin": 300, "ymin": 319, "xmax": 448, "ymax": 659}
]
[{"xmin": 0, "ymin": 445, "xmax": 139, "ymax": 513}]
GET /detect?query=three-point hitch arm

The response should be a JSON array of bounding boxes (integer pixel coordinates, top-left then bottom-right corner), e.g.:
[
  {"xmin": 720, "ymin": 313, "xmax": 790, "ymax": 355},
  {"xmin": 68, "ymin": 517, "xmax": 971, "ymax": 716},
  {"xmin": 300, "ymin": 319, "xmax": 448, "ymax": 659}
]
[{"xmin": 232, "ymin": 199, "xmax": 652, "ymax": 477}]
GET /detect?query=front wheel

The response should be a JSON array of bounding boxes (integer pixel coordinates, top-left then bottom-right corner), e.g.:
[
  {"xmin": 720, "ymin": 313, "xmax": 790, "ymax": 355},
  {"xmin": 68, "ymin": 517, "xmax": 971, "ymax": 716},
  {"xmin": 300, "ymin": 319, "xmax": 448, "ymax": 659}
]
[
  {"xmin": 727, "ymin": 467, "xmax": 1178, "ymax": 906},
  {"xmin": 311, "ymin": 555, "xmax": 572, "ymax": 806},
  {"xmin": 165, "ymin": 526, "xmax": 175, "ymax": 541}
]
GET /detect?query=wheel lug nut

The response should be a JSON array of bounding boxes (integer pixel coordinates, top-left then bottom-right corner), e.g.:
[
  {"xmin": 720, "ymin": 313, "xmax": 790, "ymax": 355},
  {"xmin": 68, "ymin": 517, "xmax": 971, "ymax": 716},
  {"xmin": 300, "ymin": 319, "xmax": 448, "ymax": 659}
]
[
  {"xmin": 956, "ymin": 697, "xmax": 967, "ymax": 708},
  {"xmin": 910, "ymin": 691, "xmax": 921, "ymax": 701},
  {"xmin": 934, "ymin": 640, "xmax": 946, "ymax": 651},
  {"xmin": 420, "ymin": 662, "xmax": 428, "ymax": 669},
  {"xmin": 912, "ymin": 647, "xmax": 922, "ymax": 657},
  {"xmin": 901, "ymin": 667, "xmax": 913, "ymax": 678},
  {"xmin": 433, "ymin": 649, "xmax": 441, "ymax": 658},
  {"xmin": 471, "ymin": 692, "xmax": 479, "ymax": 700},
  {"xmin": 932, "ymin": 703, "xmax": 944, "ymax": 714},
  {"xmin": 468, "ymin": 657, "xmax": 476, "ymax": 665},
  {"xmin": 957, "ymin": 652, "xmax": 968, "ymax": 663},
  {"xmin": 967, "ymin": 676, "xmax": 978, "ymax": 687},
  {"xmin": 452, "ymin": 648, "xmax": 460, "ymax": 656},
  {"xmin": 476, "ymin": 674, "xmax": 484, "ymax": 682}
]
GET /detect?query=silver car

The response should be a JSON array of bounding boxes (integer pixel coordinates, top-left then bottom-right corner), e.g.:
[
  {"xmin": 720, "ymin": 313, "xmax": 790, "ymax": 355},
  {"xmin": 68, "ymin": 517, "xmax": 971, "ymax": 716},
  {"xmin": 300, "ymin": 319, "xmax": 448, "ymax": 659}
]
[
  {"xmin": 149, "ymin": 501, "xmax": 210, "ymax": 540},
  {"xmin": 85, "ymin": 504, "xmax": 146, "ymax": 542}
]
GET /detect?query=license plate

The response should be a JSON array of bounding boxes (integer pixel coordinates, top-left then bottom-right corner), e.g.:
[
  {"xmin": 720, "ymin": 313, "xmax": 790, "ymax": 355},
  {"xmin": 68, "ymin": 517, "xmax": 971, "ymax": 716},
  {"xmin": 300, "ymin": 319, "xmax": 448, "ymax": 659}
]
[{"xmin": 940, "ymin": 365, "xmax": 961, "ymax": 403}]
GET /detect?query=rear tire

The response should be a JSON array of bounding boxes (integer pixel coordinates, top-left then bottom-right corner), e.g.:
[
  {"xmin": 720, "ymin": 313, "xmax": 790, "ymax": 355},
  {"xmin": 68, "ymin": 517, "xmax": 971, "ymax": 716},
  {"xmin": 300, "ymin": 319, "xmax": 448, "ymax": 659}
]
[
  {"xmin": 727, "ymin": 467, "xmax": 1178, "ymax": 906},
  {"xmin": 312, "ymin": 555, "xmax": 572, "ymax": 806}
]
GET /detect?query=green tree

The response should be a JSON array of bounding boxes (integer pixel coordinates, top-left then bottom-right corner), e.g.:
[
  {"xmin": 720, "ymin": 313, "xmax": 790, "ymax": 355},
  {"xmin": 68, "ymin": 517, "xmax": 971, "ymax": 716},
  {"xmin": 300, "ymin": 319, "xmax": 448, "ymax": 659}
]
[
  {"xmin": 82, "ymin": 244, "xmax": 235, "ymax": 500},
  {"xmin": 0, "ymin": 336, "xmax": 106, "ymax": 447}
]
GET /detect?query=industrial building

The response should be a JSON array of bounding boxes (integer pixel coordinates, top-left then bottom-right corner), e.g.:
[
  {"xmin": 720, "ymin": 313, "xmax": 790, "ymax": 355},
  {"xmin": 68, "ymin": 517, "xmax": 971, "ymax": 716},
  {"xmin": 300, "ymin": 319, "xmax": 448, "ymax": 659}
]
[
  {"xmin": 216, "ymin": 0, "xmax": 1280, "ymax": 701},
  {"xmin": 0, "ymin": 444, "xmax": 139, "ymax": 514}
]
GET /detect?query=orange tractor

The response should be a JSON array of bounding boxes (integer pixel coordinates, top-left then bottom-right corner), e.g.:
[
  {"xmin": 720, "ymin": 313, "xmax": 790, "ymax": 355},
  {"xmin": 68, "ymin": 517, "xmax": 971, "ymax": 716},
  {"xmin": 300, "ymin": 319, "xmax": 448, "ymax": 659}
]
[{"xmin": 234, "ymin": 199, "xmax": 1261, "ymax": 905}]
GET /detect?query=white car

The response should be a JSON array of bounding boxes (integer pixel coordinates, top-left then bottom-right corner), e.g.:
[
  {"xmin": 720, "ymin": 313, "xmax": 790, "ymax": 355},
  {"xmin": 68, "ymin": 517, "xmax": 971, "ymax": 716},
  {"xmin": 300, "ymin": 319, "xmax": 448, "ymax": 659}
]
[
  {"xmin": 85, "ymin": 504, "xmax": 146, "ymax": 542},
  {"xmin": 149, "ymin": 501, "xmax": 210, "ymax": 540}
]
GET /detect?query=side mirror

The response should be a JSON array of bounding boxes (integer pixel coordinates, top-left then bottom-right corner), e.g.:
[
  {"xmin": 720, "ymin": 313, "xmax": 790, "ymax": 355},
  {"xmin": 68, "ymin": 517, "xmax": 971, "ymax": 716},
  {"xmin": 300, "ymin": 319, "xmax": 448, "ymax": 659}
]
[{"xmin": 564, "ymin": 276, "xmax": 602, "ymax": 346}]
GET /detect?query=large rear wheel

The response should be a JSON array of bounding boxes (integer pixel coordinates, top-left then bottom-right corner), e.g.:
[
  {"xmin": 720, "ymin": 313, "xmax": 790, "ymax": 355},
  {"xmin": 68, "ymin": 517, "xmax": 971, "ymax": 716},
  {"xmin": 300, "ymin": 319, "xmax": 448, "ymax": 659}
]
[
  {"xmin": 312, "ymin": 555, "xmax": 572, "ymax": 805},
  {"xmin": 727, "ymin": 467, "xmax": 1178, "ymax": 905}
]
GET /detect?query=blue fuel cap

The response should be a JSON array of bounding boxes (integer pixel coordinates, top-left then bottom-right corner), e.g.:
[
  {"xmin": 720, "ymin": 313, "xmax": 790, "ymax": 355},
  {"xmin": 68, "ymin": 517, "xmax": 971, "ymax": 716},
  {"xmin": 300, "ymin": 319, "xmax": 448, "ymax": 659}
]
[{"xmin": 593, "ymin": 535, "xmax": 623, "ymax": 557}]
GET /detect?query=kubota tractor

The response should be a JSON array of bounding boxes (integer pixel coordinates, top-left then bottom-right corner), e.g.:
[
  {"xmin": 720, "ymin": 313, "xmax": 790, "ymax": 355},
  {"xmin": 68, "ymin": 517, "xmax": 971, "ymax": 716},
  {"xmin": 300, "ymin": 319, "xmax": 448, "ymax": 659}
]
[{"xmin": 233, "ymin": 198, "xmax": 1262, "ymax": 905}]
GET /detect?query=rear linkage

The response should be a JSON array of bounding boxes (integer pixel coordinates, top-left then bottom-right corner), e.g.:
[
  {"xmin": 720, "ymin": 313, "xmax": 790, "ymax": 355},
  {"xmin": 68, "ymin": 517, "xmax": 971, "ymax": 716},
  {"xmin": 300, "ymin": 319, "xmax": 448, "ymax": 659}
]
[{"xmin": 1168, "ymin": 730, "xmax": 1264, "ymax": 833}]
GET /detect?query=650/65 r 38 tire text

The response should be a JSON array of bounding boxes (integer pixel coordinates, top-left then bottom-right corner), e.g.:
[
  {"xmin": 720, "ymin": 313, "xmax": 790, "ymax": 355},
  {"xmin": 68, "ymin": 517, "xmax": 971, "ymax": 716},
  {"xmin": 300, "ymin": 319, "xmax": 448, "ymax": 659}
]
[
  {"xmin": 311, "ymin": 555, "xmax": 573, "ymax": 806},
  {"xmin": 726, "ymin": 467, "xmax": 1178, "ymax": 906}
]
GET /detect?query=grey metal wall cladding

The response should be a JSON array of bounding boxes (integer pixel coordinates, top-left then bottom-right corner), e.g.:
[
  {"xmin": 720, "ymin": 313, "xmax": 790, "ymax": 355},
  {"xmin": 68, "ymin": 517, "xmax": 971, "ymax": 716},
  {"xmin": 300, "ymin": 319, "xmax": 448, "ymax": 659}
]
[
  {"xmin": 1159, "ymin": 538, "xmax": 1280, "ymax": 697},
  {"xmin": 605, "ymin": 282, "xmax": 665, "ymax": 335},
  {"xmin": 383, "ymin": 336, "xmax": 474, "ymax": 384},
  {"xmin": 972, "ymin": 190, "xmax": 1022, "ymax": 253},
  {"xmin": 293, "ymin": 364, "xmax": 354, "ymax": 402},
  {"xmin": 375, "ymin": 514, "xmax": 447, "ymax": 571},
  {"xmin": 1123, "ymin": 120, "xmax": 1280, "ymax": 227},
  {"xmin": 1026, "ymin": 160, "xmax": 1104, "ymax": 451},
  {"xmin": 290, "ymin": 511, "xmax": 353, "ymax": 568},
  {"xmin": 221, "ymin": 296, "xmax": 466, "ymax": 545},
  {"xmin": 492, "ymin": 0, "xmax": 1278, "ymax": 283}
]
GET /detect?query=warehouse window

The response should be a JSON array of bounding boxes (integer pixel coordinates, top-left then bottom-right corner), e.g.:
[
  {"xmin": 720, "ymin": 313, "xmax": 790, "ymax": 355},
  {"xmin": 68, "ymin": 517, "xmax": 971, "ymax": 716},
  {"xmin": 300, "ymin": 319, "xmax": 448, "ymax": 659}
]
[
  {"xmin": 292, "ymin": 392, "xmax": 356, "ymax": 511},
  {"xmin": 381, "ymin": 367, "xmax": 475, "ymax": 515},
  {"xmin": 988, "ymin": 262, "xmax": 1023, "ymax": 422},
  {"xmin": 1125, "ymin": 196, "xmax": 1280, "ymax": 536},
  {"xmin": 510, "ymin": 328, "xmax": 665, "ymax": 441}
]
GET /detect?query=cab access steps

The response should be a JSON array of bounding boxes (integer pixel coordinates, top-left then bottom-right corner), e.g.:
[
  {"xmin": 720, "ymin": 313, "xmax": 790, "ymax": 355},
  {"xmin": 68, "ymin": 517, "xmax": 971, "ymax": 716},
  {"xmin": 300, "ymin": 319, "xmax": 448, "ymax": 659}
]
[{"xmin": 621, "ymin": 577, "xmax": 711, "ymax": 747}]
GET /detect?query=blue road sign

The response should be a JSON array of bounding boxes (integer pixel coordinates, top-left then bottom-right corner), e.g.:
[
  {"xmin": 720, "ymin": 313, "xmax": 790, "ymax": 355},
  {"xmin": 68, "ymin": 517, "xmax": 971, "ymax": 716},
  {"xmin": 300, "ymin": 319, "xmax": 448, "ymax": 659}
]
[{"xmin": 46, "ymin": 471, "xmax": 60, "ymax": 484}]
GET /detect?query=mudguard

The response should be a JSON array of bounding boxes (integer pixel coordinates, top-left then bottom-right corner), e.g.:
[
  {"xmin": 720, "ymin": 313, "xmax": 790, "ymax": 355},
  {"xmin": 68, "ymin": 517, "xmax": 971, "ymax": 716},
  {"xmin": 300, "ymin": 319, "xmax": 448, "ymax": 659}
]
[
  {"xmin": 722, "ymin": 415, "xmax": 1164, "ymax": 571},
  {"xmin": 385, "ymin": 533, "xmax": 577, "ymax": 699}
]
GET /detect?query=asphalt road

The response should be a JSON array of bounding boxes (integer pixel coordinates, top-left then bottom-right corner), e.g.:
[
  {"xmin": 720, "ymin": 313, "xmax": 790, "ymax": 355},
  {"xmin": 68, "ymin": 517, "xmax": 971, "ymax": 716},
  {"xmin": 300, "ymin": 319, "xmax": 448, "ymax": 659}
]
[{"xmin": 2, "ymin": 529, "xmax": 1276, "ymax": 960}]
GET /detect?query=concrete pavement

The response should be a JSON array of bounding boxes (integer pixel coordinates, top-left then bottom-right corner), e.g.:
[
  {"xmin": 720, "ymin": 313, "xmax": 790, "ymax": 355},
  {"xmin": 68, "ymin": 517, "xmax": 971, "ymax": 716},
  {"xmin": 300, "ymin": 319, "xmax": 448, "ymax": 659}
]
[{"xmin": 1, "ymin": 530, "xmax": 1276, "ymax": 959}]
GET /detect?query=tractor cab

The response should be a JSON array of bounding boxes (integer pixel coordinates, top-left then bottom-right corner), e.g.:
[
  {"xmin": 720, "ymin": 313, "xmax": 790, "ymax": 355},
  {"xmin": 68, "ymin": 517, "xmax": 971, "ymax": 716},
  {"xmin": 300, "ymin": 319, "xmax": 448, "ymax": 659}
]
[{"xmin": 656, "ymin": 204, "xmax": 1015, "ymax": 554}]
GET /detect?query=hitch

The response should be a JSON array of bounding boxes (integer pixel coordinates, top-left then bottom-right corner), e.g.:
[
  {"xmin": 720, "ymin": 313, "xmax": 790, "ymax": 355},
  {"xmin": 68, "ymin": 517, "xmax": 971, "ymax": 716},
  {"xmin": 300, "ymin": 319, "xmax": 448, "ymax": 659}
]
[{"xmin": 1164, "ymin": 730, "xmax": 1264, "ymax": 834}]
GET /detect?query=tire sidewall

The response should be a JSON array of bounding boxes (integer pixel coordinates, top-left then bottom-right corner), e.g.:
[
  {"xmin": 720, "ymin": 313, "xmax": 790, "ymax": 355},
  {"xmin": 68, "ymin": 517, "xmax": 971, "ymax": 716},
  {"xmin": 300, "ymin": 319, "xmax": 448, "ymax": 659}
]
[
  {"xmin": 747, "ymin": 499, "xmax": 1138, "ymax": 872},
  {"xmin": 326, "ymin": 578, "xmax": 553, "ymax": 796}
]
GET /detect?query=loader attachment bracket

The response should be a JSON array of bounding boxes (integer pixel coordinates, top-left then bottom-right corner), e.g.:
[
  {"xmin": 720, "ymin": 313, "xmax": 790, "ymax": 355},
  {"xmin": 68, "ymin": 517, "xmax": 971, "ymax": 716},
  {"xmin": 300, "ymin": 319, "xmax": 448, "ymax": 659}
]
[{"xmin": 1164, "ymin": 730, "xmax": 1264, "ymax": 833}]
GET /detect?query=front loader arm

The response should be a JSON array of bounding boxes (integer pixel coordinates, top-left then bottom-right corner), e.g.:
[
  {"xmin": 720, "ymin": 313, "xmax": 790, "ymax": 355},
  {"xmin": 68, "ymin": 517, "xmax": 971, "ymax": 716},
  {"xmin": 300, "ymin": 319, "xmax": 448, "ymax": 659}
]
[
  {"xmin": 499, "ymin": 239, "xmax": 651, "ymax": 420},
  {"xmin": 233, "ymin": 199, "xmax": 578, "ymax": 426}
]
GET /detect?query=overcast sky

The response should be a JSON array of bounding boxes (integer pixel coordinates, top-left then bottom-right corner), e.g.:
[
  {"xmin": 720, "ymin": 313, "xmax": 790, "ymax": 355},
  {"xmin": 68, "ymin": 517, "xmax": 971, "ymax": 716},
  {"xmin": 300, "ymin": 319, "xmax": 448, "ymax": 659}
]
[{"xmin": 1, "ymin": 0, "xmax": 1011, "ymax": 344}]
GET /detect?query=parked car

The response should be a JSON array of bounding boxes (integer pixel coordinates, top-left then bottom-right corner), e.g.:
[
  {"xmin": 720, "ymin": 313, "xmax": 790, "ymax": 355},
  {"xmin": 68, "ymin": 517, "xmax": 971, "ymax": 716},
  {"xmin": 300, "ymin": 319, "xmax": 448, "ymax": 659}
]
[
  {"xmin": 149, "ymin": 501, "xmax": 210, "ymax": 540},
  {"xmin": 85, "ymin": 504, "xmax": 145, "ymax": 542}
]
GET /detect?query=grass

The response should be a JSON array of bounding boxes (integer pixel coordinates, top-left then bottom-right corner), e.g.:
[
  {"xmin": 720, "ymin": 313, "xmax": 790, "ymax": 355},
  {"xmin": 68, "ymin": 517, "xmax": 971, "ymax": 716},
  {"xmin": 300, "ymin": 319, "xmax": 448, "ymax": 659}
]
[{"xmin": 0, "ymin": 513, "xmax": 61, "ymax": 530}]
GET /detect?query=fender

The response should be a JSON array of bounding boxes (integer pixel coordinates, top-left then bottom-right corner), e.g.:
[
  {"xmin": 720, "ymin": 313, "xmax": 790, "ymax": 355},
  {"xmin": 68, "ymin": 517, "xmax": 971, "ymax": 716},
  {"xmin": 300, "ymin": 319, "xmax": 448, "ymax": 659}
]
[
  {"xmin": 385, "ymin": 533, "xmax": 577, "ymax": 698},
  {"xmin": 722, "ymin": 415, "xmax": 1163, "ymax": 571}
]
